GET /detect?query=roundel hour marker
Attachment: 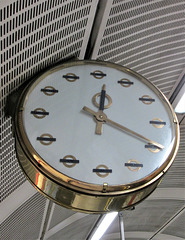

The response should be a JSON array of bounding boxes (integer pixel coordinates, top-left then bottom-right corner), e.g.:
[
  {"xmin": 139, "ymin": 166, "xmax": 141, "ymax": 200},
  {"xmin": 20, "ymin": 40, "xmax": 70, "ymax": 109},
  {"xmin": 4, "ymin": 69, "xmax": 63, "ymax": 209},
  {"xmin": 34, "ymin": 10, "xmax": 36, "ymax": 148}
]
[
  {"xmin": 118, "ymin": 79, "xmax": 134, "ymax": 87},
  {"xmin": 139, "ymin": 95, "xmax": 155, "ymax": 104},
  {"xmin": 37, "ymin": 134, "xmax": 56, "ymax": 145},
  {"xmin": 31, "ymin": 108, "xmax": 49, "ymax": 119},
  {"xmin": 93, "ymin": 165, "xmax": 112, "ymax": 177},
  {"xmin": 150, "ymin": 118, "xmax": 166, "ymax": 128},
  {"xmin": 41, "ymin": 86, "xmax": 58, "ymax": 96},
  {"xmin": 92, "ymin": 92, "xmax": 112, "ymax": 109},
  {"xmin": 90, "ymin": 70, "xmax": 106, "ymax": 79},
  {"xmin": 60, "ymin": 155, "xmax": 79, "ymax": 168},
  {"xmin": 63, "ymin": 73, "xmax": 79, "ymax": 82},
  {"xmin": 145, "ymin": 144, "xmax": 161, "ymax": 153},
  {"xmin": 125, "ymin": 160, "xmax": 143, "ymax": 171}
]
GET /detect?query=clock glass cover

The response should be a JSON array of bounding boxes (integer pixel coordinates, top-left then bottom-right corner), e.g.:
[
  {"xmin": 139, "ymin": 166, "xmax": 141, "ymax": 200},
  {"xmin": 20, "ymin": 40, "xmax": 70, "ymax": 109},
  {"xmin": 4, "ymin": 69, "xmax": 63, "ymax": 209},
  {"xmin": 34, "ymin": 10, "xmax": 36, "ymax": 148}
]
[{"xmin": 15, "ymin": 60, "xmax": 179, "ymax": 212}]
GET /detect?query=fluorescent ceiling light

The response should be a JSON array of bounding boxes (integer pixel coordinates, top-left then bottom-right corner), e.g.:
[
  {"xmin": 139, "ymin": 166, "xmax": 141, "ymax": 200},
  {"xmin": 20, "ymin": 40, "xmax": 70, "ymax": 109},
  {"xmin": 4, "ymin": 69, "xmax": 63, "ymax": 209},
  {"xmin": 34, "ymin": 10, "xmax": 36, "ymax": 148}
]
[
  {"xmin": 170, "ymin": 72, "xmax": 185, "ymax": 114},
  {"xmin": 175, "ymin": 91, "xmax": 185, "ymax": 113},
  {"xmin": 91, "ymin": 212, "xmax": 118, "ymax": 240}
]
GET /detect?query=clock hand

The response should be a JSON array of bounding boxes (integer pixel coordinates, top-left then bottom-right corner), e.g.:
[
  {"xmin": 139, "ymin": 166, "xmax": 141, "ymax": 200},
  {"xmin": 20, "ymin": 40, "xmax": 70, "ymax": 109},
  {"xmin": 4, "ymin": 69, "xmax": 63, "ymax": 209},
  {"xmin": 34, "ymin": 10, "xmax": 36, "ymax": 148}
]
[
  {"xmin": 105, "ymin": 117, "xmax": 164, "ymax": 150},
  {"xmin": 94, "ymin": 84, "xmax": 107, "ymax": 135},
  {"xmin": 82, "ymin": 106, "xmax": 164, "ymax": 150},
  {"xmin": 99, "ymin": 84, "xmax": 106, "ymax": 111}
]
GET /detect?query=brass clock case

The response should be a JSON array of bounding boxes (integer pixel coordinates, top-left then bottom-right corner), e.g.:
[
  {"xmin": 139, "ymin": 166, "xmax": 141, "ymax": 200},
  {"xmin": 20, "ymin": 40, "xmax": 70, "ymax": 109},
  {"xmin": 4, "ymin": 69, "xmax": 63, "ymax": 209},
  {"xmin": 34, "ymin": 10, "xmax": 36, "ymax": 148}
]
[{"xmin": 14, "ymin": 60, "xmax": 180, "ymax": 213}]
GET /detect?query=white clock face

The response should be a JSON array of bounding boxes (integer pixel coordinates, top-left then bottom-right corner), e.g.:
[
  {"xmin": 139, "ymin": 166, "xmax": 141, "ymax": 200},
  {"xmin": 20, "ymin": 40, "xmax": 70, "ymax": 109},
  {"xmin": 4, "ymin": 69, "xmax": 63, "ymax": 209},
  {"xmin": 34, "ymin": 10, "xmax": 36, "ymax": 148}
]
[{"xmin": 22, "ymin": 61, "xmax": 177, "ymax": 186}]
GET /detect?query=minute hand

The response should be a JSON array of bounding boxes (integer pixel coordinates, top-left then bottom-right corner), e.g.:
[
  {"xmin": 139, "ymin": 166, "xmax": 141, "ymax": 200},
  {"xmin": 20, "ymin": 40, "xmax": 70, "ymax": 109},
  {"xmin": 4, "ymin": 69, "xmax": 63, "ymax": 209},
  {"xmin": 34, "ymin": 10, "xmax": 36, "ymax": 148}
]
[
  {"xmin": 105, "ymin": 118, "xmax": 164, "ymax": 150},
  {"xmin": 82, "ymin": 106, "xmax": 164, "ymax": 150}
]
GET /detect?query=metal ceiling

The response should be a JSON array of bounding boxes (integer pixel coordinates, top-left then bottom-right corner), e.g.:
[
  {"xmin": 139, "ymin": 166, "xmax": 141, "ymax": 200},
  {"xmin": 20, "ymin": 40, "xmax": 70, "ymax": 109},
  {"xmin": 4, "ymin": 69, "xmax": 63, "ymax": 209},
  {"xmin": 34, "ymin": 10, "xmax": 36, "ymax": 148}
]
[{"xmin": 0, "ymin": 0, "xmax": 185, "ymax": 240}]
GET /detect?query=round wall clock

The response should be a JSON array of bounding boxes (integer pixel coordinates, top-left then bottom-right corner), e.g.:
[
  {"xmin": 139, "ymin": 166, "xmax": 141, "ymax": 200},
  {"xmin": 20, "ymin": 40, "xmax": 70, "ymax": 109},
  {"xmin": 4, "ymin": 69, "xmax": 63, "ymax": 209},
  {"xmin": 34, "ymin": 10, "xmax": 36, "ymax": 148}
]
[{"xmin": 13, "ymin": 60, "xmax": 179, "ymax": 213}]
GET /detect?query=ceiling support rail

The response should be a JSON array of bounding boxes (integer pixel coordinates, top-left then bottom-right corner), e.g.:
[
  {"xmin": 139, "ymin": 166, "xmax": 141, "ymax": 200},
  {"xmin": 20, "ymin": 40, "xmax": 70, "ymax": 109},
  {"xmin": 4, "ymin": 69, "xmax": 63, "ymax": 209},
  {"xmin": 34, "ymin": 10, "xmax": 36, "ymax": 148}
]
[
  {"xmin": 149, "ymin": 206, "xmax": 185, "ymax": 240},
  {"xmin": 119, "ymin": 212, "xmax": 125, "ymax": 240},
  {"xmin": 40, "ymin": 200, "xmax": 53, "ymax": 240}
]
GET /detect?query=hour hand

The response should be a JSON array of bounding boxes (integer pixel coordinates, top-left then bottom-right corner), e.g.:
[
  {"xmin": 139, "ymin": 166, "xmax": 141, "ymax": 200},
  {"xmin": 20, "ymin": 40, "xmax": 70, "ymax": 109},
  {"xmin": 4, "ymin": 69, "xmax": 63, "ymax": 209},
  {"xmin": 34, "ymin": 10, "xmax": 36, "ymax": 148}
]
[
  {"xmin": 96, "ymin": 121, "xmax": 103, "ymax": 135},
  {"xmin": 82, "ymin": 107, "xmax": 106, "ymax": 135}
]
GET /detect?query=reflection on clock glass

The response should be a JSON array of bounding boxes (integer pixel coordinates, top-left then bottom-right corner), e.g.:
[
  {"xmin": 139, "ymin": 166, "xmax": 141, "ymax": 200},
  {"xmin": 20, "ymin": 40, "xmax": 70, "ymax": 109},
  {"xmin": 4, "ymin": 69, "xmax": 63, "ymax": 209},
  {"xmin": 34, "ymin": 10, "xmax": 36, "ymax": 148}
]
[{"xmin": 22, "ymin": 63, "xmax": 176, "ymax": 185}]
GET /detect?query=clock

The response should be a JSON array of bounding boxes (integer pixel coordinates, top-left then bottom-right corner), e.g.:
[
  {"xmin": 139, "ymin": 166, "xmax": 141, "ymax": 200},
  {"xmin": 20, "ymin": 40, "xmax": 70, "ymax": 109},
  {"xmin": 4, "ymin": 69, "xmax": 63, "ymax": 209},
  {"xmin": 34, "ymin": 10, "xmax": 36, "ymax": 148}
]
[{"xmin": 12, "ymin": 60, "xmax": 179, "ymax": 213}]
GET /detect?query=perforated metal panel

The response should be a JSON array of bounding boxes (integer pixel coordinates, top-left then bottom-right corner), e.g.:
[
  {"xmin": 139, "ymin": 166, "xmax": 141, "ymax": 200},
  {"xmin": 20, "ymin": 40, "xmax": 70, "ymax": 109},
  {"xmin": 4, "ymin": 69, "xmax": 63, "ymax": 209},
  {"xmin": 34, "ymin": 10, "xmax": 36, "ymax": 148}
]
[
  {"xmin": 0, "ymin": 192, "xmax": 47, "ymax": 240},
  {"xmin": 91, "ymin": 0, "xmax": 185, "ymax": 96},
  {"xmin": 47, "ymin": 213, "xmax": 99, "ymax": 240},
  {"xmin": 48, "ymin": 204, "xmax": 76, "ymax": 230},
  {"xmin": 0, "ymin": 0, "xmax": 98, "ymax": 202}
]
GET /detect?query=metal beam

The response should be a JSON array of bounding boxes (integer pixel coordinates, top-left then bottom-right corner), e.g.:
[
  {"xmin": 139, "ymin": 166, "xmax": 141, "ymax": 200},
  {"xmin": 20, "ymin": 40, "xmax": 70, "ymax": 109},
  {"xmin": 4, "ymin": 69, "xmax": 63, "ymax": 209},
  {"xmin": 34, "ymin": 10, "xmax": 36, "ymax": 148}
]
[{"xmin": 118, "ymin": 213, "xmax": 125, "ymax": 240}]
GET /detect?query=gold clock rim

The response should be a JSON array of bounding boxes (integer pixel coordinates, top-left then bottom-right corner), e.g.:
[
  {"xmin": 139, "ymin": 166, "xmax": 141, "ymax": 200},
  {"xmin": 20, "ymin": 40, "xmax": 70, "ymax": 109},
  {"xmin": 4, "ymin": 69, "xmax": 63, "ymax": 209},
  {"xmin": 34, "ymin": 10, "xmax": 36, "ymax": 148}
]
[
  {"xmin": 15, "ymin": 136, "xmax": 161, "ymax": 213},
  {"xmin": 14, "ymin": 59, "xmax": 180, "ymax": 196}
]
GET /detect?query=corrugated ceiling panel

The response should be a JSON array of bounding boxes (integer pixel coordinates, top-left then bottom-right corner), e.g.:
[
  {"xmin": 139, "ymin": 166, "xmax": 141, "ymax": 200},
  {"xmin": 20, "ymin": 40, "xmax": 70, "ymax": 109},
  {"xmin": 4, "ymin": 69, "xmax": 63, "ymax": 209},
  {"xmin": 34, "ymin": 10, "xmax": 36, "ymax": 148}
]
[
  {"xmin": 91, "ymin": 0, "xmax": 185, "ymax": 96},
  {"xmin": 0, "ymin": 0, "xmax": 98, "ymax": 202},
  {"xmin": 159, "ymin": 126, "xmax": 185, "ymax": 188}
]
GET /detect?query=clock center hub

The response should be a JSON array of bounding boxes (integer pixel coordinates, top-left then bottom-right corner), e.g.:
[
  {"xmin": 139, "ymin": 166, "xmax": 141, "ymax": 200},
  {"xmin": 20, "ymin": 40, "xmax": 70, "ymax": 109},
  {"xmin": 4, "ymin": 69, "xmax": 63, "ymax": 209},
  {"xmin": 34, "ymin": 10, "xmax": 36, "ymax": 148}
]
[{"xmin": 95, "ymin": 111, "xmax": 107, "ymax": 122}]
